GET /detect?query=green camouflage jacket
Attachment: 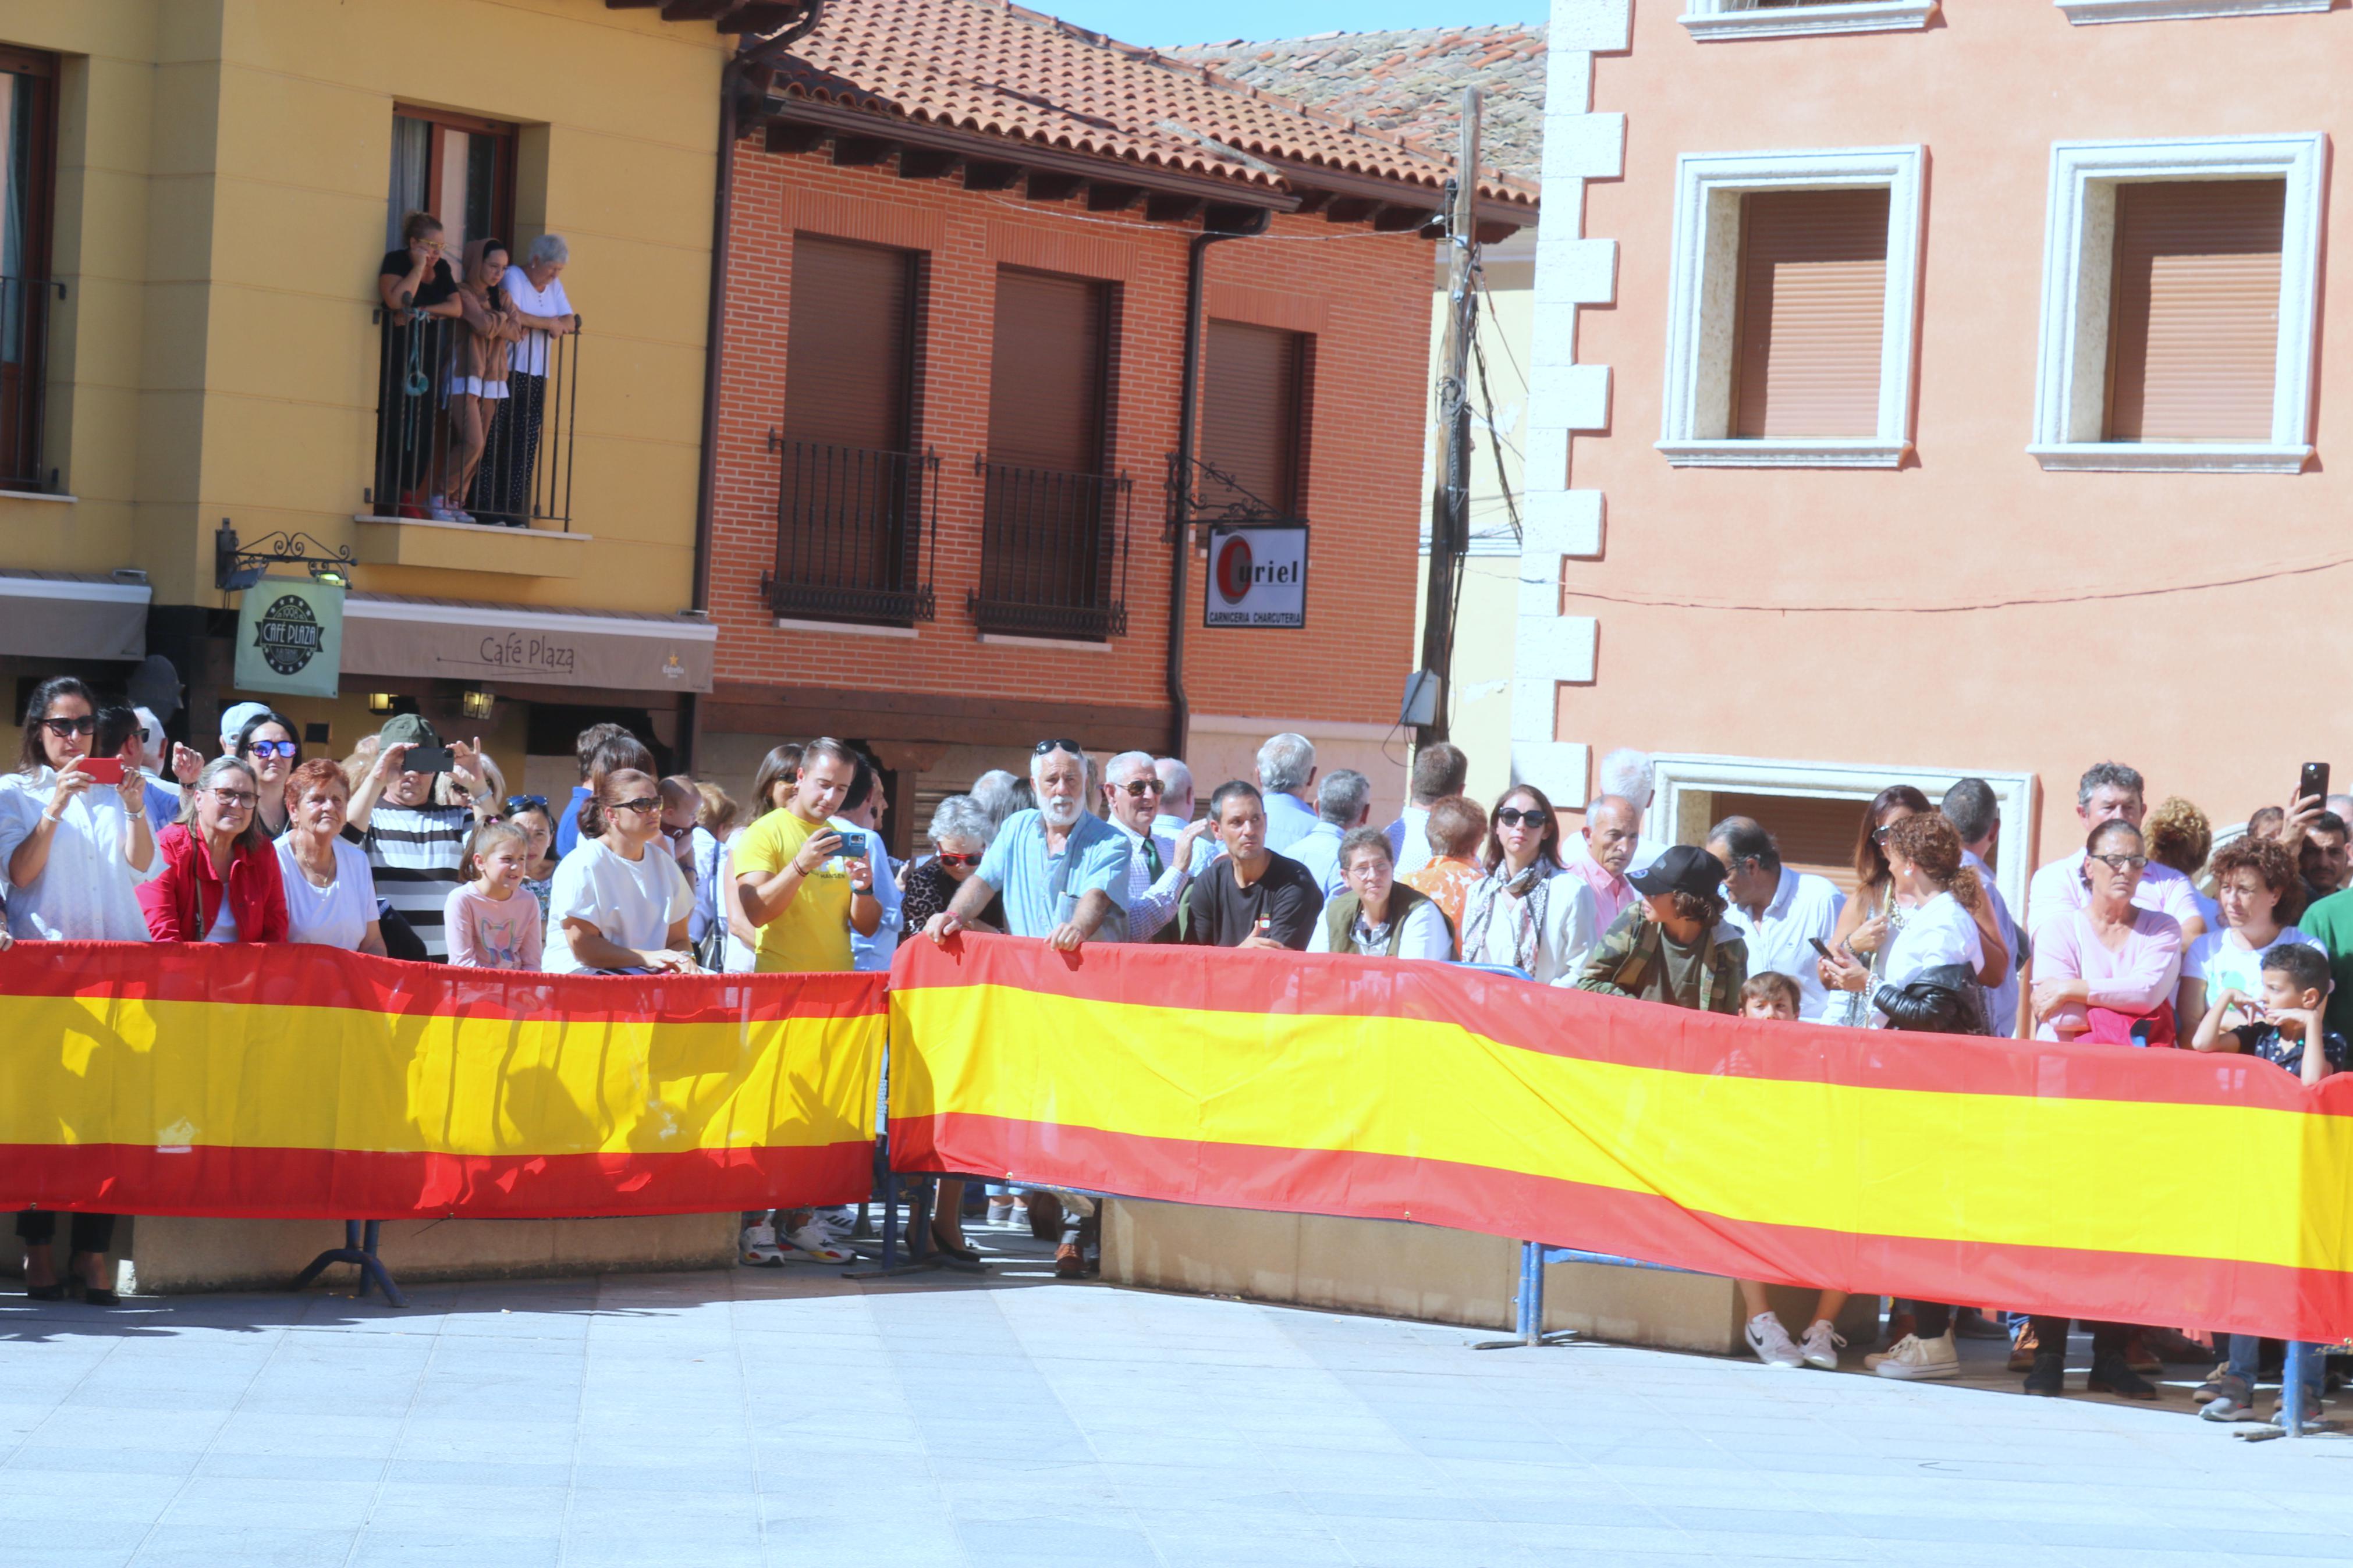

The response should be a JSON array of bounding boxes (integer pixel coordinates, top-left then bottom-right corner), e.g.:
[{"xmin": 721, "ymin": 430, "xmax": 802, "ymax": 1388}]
[{"xmin": 1572, "ymin": 904, "xmax": 1748, "ymax": 1015}]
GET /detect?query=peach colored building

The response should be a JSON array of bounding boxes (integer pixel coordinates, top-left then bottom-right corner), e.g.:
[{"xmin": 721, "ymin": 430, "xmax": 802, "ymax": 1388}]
[{"xmin": 1522, "ymin": 0, "xmax": 2352, "ymax": 912}]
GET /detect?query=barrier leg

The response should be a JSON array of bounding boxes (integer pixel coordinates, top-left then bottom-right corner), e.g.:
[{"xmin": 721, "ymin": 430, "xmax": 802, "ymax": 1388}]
[
  {"xmin": 2283, "ymin": 1341, "xmax": 2313, "ymax": 1438},
  {"xmin": 292, "ymin": 1219, "xmax": 407, "ymax": 1309},
  {"xmin": 1474, "ymin": 1242, "xmax": 1572, "ymax": 1350},
  {"xmin": 843, "ymin": 1135, "xmax": 943, "ymax": 1281}
]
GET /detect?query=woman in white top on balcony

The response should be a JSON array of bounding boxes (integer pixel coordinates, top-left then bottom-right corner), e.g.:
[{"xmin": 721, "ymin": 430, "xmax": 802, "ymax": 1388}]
[{"xmin": 481, "ymin": 233, "xmax": 578, "ymax": 527}]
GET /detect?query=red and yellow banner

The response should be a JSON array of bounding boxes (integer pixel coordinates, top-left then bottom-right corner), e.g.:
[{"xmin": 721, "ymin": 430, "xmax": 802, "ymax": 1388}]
[
  {"xmin": 0, "ymin": 943, "xmax": 883, "ymax": 1219},
  {"xmin": 889, "ymin": 936, "xmax": 2353, "ymax": 1342}
]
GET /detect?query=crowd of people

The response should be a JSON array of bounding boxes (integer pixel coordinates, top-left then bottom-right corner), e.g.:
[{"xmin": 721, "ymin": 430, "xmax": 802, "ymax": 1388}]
[{"xmin": 4, "ymin": 682, "xmax": 2343, "ymax": 1428}]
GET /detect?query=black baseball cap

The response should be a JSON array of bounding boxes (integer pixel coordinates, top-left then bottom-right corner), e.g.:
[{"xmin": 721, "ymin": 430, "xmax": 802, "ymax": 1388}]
[{"xmin": 1627, "ymin": 844, "xmax": 1727, "ymax": 901}]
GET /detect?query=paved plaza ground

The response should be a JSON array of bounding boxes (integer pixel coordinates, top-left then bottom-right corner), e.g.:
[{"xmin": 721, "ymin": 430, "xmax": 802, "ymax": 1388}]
[{"xmin": 2, "ymin": 1226, "xmax": 2348, "ymax": 1567}]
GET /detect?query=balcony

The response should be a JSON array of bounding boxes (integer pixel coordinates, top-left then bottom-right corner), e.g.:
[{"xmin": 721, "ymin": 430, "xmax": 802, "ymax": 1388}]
[
  {"xmin": 370, "ymin": 309, "xmax": 578, "ymax": 529},
  {"xmin": 761, "ymin": 436, "xmax": 938, "ymax": 627},
  {"xmin": 0, "ymin": 276, "xmax": 62, "ymax": 493},
  {"xmin": 968, "ymin": 459, "xmax": 1131, "ymax": 640}
]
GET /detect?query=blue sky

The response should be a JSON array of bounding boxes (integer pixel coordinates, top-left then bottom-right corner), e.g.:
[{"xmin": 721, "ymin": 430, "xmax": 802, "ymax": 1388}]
[{"xmin": 1048, "ymin": 2, "xmax": 1546, "ymax": 49}]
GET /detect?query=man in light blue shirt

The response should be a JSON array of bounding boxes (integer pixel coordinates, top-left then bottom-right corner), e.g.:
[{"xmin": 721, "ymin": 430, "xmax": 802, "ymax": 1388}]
[
  {"xmin": 922, "ymin": 739, "xmax": 1130, "ymax": 951},
  {"xmin": 1257, "ymin": 732, "xmax": 1321, "ymax": 854},
  {"xmin": 1289, "ymin": 768, "xmax": 1371, "ymax": 899}
]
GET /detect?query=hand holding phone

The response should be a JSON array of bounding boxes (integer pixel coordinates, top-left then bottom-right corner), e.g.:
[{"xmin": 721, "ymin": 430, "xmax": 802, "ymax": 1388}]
[
  {"xmin": 2299, "ymin": 762, "xmax": 2331, "ymax": 809},
  {"xmin": 77, "ymin": 757, "xmax": 125, "ymax": 785},
  {"xmin": 403, "ymin": 745, "xmax": 455, "ymax": 776}
]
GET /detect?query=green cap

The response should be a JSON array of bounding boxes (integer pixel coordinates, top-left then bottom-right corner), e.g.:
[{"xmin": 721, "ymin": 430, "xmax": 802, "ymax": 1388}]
[{"xmin": 378, "ymin": 712, "xmax": 442, "ymax": 751}]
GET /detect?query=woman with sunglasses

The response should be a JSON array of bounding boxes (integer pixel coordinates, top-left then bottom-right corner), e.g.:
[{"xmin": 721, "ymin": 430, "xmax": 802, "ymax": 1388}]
[
  {"xmin": 232, "ymin": 709, "xmax": 301, "ymax": 837},
  {"xmin": 138, "ymin": 756, "xmax": 292, "ymax": 945},
  {"xmin": 1818, "ymin": 788, "xmax": 2011, "ymax": 1026},
  {"xmin": 0, "ymin": 677, "xmax": 160, "ymax": 1306},
  {"xmin": 544, "ymin": 767, "xmax": 700, "ymax": 975},
  {"xmin": 903, "ymin": 795, "xmax": 998, "ymax": 940},
  {"xmin": 1457, "ymin": 785, "xmax": 1598, "ymax": 983}
]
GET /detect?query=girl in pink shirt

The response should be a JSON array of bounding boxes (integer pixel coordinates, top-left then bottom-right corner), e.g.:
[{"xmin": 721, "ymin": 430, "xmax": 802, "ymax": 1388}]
[{"xmin": 443, "ymin": 820, "xmax": 544, "ymax": 969}]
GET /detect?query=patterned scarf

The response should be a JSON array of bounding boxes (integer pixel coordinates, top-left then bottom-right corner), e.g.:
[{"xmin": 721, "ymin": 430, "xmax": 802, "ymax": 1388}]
[{"xmin": 1463, "ymin": 862, "xmax": 1554, "ymax": 973}]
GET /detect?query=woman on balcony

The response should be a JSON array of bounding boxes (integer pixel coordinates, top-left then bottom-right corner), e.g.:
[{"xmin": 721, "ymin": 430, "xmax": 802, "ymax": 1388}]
[
  {"xmin": 477, "ymin": 233, "xmax": 576, "ymax": 527},
  {"xmin": 434, "ymin": 238, "xmax": 520, "ymax": 524},
  {"xmin": 377, "ymin": 212, "xmax": 463, "ymax": 521}
]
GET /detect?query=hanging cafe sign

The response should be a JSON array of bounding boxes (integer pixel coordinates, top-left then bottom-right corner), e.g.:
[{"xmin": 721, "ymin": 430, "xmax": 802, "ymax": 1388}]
[{"xmin": 233, "ymin": 575, "xmax": 345, "ymax": 700}]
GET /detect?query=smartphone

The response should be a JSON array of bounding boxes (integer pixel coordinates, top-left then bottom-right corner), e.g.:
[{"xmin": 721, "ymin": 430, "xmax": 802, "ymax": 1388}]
[
  {"xmin": 836, "ymin": 838, "xmax": 869, "ymax": 863},
  {"xmin": 77, "ymin": 756, "xmax": 125, "ymax": 785},
  {"xmin": 2299, "ymin": 762, "xmax": 2330, "ymax": 806},
  {"xmin": 1808, "ymin": 937, "xmax": 1839, "ymax": 963},
  {"xmin": 402, "ymin": 744, "xmax": 455, "ymax": 775}
]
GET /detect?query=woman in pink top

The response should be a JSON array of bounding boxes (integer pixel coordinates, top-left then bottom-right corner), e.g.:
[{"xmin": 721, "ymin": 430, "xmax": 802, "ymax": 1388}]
[{"xmin": 2031, "ymin": 820, "xmax": 2183, "ymax": 1044}]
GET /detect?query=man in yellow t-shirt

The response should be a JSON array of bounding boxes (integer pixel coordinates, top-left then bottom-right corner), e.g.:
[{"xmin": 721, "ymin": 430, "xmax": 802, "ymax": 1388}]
[{"xmin": 733, "ymin": 737, "xmax": 880, "ymax": 972}]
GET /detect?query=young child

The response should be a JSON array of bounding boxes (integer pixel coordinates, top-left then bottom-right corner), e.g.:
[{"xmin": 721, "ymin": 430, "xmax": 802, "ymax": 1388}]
[
  {"xmin": 1731, "ymin": 971, "xmax": 1855, "ymax": 1373},
  {"xmin": 443, "ymin": 820, "xmax": 545, "ymax": 970},
  {"xmin": 2191, "ymin": 943, "xmax": 2344, "ymax": 1428}
]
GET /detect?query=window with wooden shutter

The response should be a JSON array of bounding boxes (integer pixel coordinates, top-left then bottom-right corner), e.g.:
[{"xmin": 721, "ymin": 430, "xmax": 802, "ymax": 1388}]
[
  {"xmin": 1201, "ymin": 319, "xmax": 1306, "ymax": 517},
  {"xmin": 785, "ymin": 234, "xmax": 914, "ymax": 452},
  {"xmin": 2104, "ymin": 179, "xmax": 2284, "ymax": 443},
  {"xmin": 1730, "ymin": 187, "xmax": 1890, "ymax": 440},
  {"xmin": 988, "ymin": 268, "xmax": 1107, "ymax": 474},
  {"xmin": 1713, "ymin": 792, "xmax": 1870, "ymax": 898}
]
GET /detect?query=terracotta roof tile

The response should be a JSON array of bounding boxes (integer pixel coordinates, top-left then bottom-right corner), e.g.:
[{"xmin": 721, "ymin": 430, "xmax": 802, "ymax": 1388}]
[
  {"xmin": 773, "ymin": 0, "xmax": 1537, "ymax": 207},
  {"xmin": 1168, "ymin": 23, "xmax": 1548, "ymax": 186}
]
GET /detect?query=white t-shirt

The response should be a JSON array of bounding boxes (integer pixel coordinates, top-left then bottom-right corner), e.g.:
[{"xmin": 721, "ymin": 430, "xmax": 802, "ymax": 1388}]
[
  {"xmin": 1881, "ymin": 891, "xmax": 1985, "ymax": 991},
  {"xmin": 204, "ymin": 902, "xmax": 240, "ymax": 943},
  {"xmin": 1306, "ymin": 897, "xmax": 1453, "ymax": 960},
  {"xmin": 501, "ymin": 265, "xmax": 574, "ymax": 376},
  {"xmin": 274, "ymin": 837, "xmax": 379, "ymax": 951},
  {"xmin": 2184, "ymin": 926, "xmax": 2324, "ymax": 1029},
  {"xmin": 544, "ymin": 837, "xmax": 694, "ymax": 974},
  {"xmin": 1721, "ymin": 867, "xmax": 1846, "ymax": 1022},
  {"xmin": 716, "ymin": 831, "xmax": 758, "ymax": 974}
]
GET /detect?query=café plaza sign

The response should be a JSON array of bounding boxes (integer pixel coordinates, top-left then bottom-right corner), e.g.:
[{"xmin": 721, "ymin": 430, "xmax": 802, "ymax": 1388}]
[
  {"xmin": 1203, "ymin": 523, "xmax": 1308, "ymax": 630},
  {"xmin": 338, "ymin": 596, "xmax": 716, "ymax": 694}
]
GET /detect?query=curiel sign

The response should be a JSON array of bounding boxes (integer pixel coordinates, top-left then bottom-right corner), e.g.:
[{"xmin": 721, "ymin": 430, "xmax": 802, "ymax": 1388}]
[{"xmin": 1203, "ymin": 523, "xmax": 1308, "ymax": 630}]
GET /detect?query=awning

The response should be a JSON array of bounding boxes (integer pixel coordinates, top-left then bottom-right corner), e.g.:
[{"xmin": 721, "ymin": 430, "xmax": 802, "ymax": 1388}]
[
  {"xmin": 342, "ymin": 594, "xmax": 715, "ymax": 694},
  {"xmin": 0, "ymin": 571, "xmax": 148, "ymax": 662}
]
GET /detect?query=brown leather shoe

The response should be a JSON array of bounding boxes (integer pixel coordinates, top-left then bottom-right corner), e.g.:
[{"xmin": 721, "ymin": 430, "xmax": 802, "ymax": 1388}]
[
  {"xmin": 2123, "ymin": 1332, "xmax": 2163, "ymax": 1374},
  {"xmin": 2008, "ymin": 1322, "xmax": 2039, "ymax": 1373},
  {"xmin": 1054, "ymin": 1243, "xmax": 1084, "ymax": 1279}
]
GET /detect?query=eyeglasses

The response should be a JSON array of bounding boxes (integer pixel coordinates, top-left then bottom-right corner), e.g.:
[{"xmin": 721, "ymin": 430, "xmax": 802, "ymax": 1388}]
[
  {"xmin": 936, "ymin": 851, "xmax": 981, "ymax": 868},
  {"xmin": 1495, "ymin": 807, "xmax": 1545, "ymax": 829},
  {"xmin": 244, "ymin": 739, "xmax": 297, "ymax": 760},
  {"xmin": 1116, "ymin": 779, "xmax": 1163, "ymax": 797},
  {"xmin": 1032, "ymin": 738, "xmax": 1083, "ymax": 759},
  {"xmin": 505, "ymin": 794, "xmax": 549, "ymax": 815},
  {"xmin": 210, "ymin": 788, "xmax": 257, "ymax": 808},
  {"xmin": 39, "ymin": 715, "xmax": 97, "ymax": 738},
  {"xmin": 2089, "ymin": 852, "xmax": 2148, "ymax": 872},
  {"xmin": 608, "ymin": 795, "xmax": 662, "ymax": 815}
]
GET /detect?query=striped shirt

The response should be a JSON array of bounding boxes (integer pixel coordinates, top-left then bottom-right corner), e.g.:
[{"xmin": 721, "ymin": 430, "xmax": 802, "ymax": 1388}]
[{"xmin": 345, "ymin": 804, "xmax": 474, "ymax": 959}]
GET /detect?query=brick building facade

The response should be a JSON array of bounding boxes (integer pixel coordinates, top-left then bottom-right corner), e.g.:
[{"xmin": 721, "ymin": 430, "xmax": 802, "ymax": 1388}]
[{"xmin": 693, "ymin": 0, "xmax": 1535, "ymax": 851}]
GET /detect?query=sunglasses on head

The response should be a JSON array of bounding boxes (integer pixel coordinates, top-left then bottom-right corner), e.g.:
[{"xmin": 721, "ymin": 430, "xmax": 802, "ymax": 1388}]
[
  {"xmin": 1495, "ymin": 807, "xmax": 1545, "ymax": 829},
  {"xmin": 1032, "ymin": 738, "xmax": 1083, "ymax": 759},
  {"xmin": 936, "ymin": 851, "xmax": 981, "ymax": 868},
  {"xmin": 39, "ymin": 715, "xmax": 97, "ymax": 738},
  {"xmin": 244, "ymin": 739, "xmax": 297, "ymax": 760},
  {"xmin": 505, "ymin": 794, "xmax": 549, "ymax": 816}
]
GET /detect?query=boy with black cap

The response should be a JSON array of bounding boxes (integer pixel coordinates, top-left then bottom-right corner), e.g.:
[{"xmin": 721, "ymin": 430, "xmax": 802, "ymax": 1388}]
[
  {"xmin": 1573, "ymin": 844, "xmax": 1748, "ymax": 1013},
  {"xmin": 346, "ymin": 713, "xmax": 495, "ymax": 959}
]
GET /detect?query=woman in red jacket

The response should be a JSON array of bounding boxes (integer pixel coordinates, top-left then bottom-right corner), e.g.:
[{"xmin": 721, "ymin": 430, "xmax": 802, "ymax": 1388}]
[{"xmin": 139, "ymin": 756, "xmax": 289, "ymax": 943}]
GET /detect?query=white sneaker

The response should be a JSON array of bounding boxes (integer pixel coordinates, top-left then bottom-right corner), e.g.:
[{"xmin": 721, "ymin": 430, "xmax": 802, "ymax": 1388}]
[
  {"xmin": 427, "ymin": 496, "xmax": 460, "ymax": 522},
  {"xmin": 1798, "ymin": 1318, "xmax": 1847, "ymax": 1371},
  {"xmin": 738, "ymin": 1223, "xmax": 785, "ymax": 1267},
  {"xmin": 783, "ymin": 1223, "xmax": 854, "ymax": 1264},
  {"xmin": 1867, "ymin": 1331, "xmax": 1959, "ymax": 1380},
  {"xmin": 450, "ymin": 507, "xmax": 477, "ymax": 524},
  {"xmin": 986, "ymin": 1199, "xmax": 1016, "ymax": 1228},
  {"xmin": 1744, "ymin": 1311, "xmax": 1804, "ymax": 1369}
]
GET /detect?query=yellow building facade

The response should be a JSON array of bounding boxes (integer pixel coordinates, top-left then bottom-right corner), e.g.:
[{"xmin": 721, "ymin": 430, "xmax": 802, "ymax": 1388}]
[{"xmin": 0, "ymin": 0, "xmax": 727, "ymax": 788}]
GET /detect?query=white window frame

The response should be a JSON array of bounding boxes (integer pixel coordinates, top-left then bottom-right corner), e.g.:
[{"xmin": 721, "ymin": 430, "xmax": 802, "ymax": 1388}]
[
  {"xmin": 2056, "ymin": 0, "xmax": 2327, "ymax": 24},
  {"xmin": 2028, "ymin": 133, "xmax": 2326, "ymax": 474},
  {"xmin": 1640, "ymin": 752, "xmax": 2038, "ymax": 919},
  {"xmin": 1656, "ymin": 145, "xmax": 1925, "ymax": 470},
  {"xmin": 1681, "ymin": 0, "xmax": 1939, "ymax": 40}
]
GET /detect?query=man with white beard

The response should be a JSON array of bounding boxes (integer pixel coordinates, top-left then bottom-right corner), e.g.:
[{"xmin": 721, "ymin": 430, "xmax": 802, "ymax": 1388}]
[{"xmin": 922, "ymin": 738, "xmax": 1132, "ymax": 953}]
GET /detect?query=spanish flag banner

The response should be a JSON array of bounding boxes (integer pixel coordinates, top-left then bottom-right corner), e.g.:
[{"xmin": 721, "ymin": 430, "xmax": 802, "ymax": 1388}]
[
  {"xmin": 889, "ymin": 936, "xmax": 2353, "ymax": 1343},
  {"xmin": 0, "ymin": 943, "xmax": 883, "ymax": 1219}
]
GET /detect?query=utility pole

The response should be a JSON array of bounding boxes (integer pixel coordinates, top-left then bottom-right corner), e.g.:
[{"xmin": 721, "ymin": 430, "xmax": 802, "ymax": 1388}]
[{"xmin": 1414, "ymin": 85, "xmax": 1481, "ymax": 750}]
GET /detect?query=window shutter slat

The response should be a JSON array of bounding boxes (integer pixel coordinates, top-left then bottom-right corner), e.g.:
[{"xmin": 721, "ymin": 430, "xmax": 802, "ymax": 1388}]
[
  {"xmin": 785, "ymin": 234, "xmax": 912, "ymax": 451},
  {"xmin": 988, "ymin": 268, "xmax": 1105, "ymax": 473},
  {"xmin": 1731, "ymin": 188, "xmax": 1890, "ymax": 440},
  {"xmin": 2106, "ymin": 179, "xmax": 2284, "ymax": 444},
  {"xmin": 1201, "ymin": 319, "xmax": 1304, "ymax": 515}
]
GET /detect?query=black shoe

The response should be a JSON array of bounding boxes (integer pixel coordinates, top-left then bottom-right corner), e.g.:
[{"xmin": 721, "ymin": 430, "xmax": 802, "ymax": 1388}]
[
  {"xmin": 24, "ymin": 1283, "xmax": 63, "ymax": 1302},
  {"xmin": 83, "ymin": 1288, "xmax": 120, "ymax": 1307},
  {"xmin": 2023, "ymin": 1350, "xmax": 2065, "ymax": 1396},
  {"xmin": 2086, "ymin": 1350, "xmax": 2159, "ymax": 1400}
]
